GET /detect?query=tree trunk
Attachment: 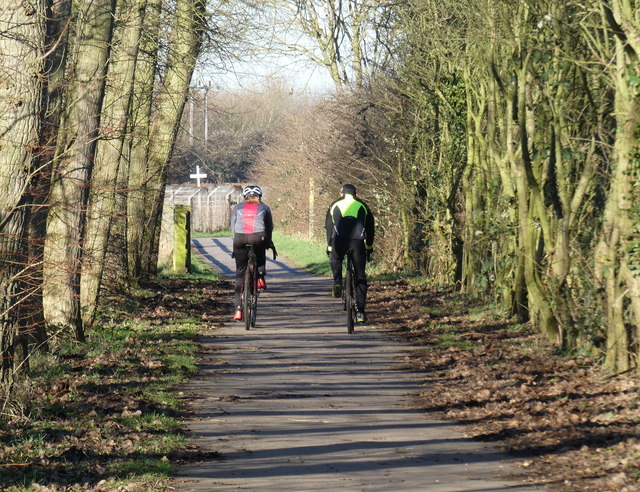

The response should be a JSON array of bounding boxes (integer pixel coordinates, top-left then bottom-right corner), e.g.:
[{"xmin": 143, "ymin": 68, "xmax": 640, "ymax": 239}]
[
  {"xmin": 23, "ymin": 0, "xmax": 72, "ymax": 354},
  {"xmin": 513, "ymin": 56, "xmax": 560, "ymax": 344},
  {"xmin": 42, "ymin": 0, "xmax": 115, "ymax": 341},
  {"xmin": 81, "ymin": 0, "xmax": 147, "ymax": 328},
  {"xmin": 136, "ymin": 0, "xmax": 207, "ymax": 279},
  {"xmin": 126, "ymin": 0, "xmax": 161, "ymax": 285},
  {"xmin": 0, "ymin": 0, "xmax": 46, "ymax": 380},
  {"xmin": 595, "ymin": 23, "xmax": 639, "ymax": 372}
]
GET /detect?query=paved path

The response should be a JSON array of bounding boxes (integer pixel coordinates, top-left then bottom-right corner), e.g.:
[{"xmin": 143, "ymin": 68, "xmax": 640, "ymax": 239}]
[{"xmin": 174, "ymin": 237, "xmax": 544, "ymax": 491}]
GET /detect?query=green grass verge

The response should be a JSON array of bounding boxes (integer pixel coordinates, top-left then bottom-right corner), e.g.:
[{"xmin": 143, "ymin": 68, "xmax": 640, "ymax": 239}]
[
  {"xmin": 271, "ymin": 231, "xmax": 390, "ymax": 279},
  {"xmin": 271, "ymin": 231, "xmax": 331, "ymax": 276},
  {"xmin": 192, "ymin": 229, "xmax": 231, "ymax": 238},
  {"xmin": 158, "ymin": 251, "xmax": 220, "ymax": 282}
]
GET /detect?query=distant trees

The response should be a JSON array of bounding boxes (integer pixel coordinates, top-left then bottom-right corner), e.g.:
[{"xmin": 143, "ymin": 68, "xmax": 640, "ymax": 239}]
[
  {"xmin": 0, "ymin": 0, "xmax": 207, "ymax": 382},
  {"xmin": 241, "ymin": 0, "xmax": 394, "ymax": 90},
  {"xmin": 170, "ymin": 81, "xmax": 297, "ymax": 186}
]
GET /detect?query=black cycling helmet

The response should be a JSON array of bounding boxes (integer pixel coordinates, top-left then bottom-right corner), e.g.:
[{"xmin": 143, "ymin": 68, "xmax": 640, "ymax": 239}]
[
  {"xmin": 242, "ymin": 184, "xmax": 263, "ymax": 198},
  {"xmin": 341, "ymin": 183, "xmax": 356, "ymax": 195}
]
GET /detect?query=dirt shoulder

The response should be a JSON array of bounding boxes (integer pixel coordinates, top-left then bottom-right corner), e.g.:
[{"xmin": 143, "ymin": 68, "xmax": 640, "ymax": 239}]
[{"xmin": 367, "ymin": 278, "xmax": 640, "ymax": 492}]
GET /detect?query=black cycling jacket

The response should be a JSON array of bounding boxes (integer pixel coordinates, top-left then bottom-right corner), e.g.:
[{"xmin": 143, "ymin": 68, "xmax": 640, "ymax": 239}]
[{"xmin": 325, "ymin": 193, "xmax": 374, "ymax": 248}]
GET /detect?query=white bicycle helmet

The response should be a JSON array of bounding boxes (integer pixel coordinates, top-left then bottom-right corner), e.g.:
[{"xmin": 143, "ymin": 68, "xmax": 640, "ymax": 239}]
[{"xmin": 242, "ymin": 184, "xmax": 263, "ymax": 198}]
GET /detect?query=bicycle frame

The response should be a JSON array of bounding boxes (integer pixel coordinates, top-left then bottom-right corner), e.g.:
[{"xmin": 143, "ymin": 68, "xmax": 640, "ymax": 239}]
[
  {"xmin": 342, "ymin": 249, "xmax": 357, "ymax": 334},
  {"xmin": 242, "ymin": 245, "xmax": 259, "ymax": 330}
]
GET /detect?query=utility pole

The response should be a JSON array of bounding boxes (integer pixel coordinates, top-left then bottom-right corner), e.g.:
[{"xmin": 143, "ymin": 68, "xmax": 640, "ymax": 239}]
[
  {"xmin": 309, "ymin": 177, "xmax": 315, "ymax": 239},
  {"xmin": 203, "ymin": 81, "xmax": 211, "ymax": 148},
  {"xmin": 189, "ymin": 90, "xmax": 194, "ymax": 145}
]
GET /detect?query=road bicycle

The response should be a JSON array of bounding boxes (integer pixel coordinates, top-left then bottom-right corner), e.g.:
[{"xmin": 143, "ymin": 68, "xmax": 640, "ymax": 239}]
[
  {"xmin": 241, "ymin": 245, "xmax": 259, "ymax": 330},
  {"xmin": 341, "ymin": 249, "xmax": 357, "ymax": 334}
]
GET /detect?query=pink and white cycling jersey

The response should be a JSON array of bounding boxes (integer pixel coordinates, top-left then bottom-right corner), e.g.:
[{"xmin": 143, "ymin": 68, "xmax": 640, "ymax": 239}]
[{"xmin": 231, "ymin": 202, "xmax": 273, "ymax": 235}]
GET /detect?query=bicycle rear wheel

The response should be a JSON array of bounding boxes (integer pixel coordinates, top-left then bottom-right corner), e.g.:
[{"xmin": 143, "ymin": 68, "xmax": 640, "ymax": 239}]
[
  {"xmin": 243, "ymin": 267, "xmax": 252, "ymax": 331},
  {"xmin": 345, "ymin": 262, "xmax": 355, "ymax": 334},
  {"xmin": 250, "ymin": 276, "xmax": 258, "ymax": 328}
]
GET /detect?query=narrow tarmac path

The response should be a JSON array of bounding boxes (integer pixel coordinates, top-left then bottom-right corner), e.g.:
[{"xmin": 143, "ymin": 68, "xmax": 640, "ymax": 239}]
[{"xmin": 174, "ymin": 237, "xmax": 544, "ymax": 491}]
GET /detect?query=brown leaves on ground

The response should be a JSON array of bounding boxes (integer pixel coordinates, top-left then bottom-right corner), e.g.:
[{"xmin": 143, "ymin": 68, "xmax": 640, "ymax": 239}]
[
  {"xmin": 136, "ymin": 278, "xmax": 232, "ymax": 327},
  {"xmin": 367, "ymin": 279, "xmax": 640, "ymax": 492}
]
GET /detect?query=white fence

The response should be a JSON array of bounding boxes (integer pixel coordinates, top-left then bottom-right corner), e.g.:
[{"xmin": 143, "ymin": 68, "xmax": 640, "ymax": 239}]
[{"xmin": 164, "ymin": 184, "xmax": 243, "ymax": 232}]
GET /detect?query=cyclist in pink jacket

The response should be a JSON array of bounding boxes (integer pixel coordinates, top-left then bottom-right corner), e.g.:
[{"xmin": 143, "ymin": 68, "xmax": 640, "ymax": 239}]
[{"xmin": 230, "ymin": 185, "xmax": 274, "ymax": 320}]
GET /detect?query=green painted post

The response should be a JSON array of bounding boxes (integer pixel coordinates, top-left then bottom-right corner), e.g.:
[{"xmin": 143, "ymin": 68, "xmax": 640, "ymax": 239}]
[{"xmin": 173, "ymin": 205, "xmax": 191, "ymax": 273}]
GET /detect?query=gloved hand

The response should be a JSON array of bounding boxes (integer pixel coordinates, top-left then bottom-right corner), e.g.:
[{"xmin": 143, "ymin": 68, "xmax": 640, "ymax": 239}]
[
  {"xmin": 269, "ymin": 241, "xmax": 278, "ymax": 260},
  {"xmin": 366, "ymin": 248, "xmax": 373, "ymax": 262},
  {"xmin": 326, "ymin": 245, "xmax": 332, "ymax": 257}
]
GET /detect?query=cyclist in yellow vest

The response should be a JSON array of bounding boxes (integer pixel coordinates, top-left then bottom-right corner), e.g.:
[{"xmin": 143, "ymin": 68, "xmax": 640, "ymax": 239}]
[{"xmin": 325, "ymin": 184, "xmax": 375, "ymax": 323}]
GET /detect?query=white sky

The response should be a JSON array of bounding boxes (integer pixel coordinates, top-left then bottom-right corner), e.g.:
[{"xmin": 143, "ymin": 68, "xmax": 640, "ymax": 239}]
[
  {"xmin": 193, "ymin": 1, "xmax": 338, "ymax": 96},
  {"xmin": 193, "ymin": 52, "xmax": 335, "ymax": 96}
]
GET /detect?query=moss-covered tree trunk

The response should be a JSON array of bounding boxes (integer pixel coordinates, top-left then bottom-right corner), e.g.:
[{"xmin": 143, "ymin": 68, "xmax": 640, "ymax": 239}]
[
  {"xmin": 138, "ymin": 0, "xmax": 206, "ymax": 278},
  {"xmin": 513, "ymin": 49, "xmax": 561, "ymax": 343},
  {"xmin": 461, "ymin": 76, "xmax": 488, "ymax": 295},
  {"xmin": 595, "ymin": 0, "xmax": 640, "ymax": 372},
  {"xmin": 81, "ymin": 0, "xmax": 147, "ymax": 328},
  {"xmin": 126, "ymin": 0, "xmax": 160, "ymax": 286},
  {"xmin": 42, "ymin": 0, "xmax": 115, "ymax": 341}
]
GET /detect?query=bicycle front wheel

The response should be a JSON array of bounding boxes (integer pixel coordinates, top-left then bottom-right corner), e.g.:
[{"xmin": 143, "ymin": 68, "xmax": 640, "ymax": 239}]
[
  {"xmin": 345, "ymin": 265, "xmax": 355, "ymax": 334},
  {"xmin": 243, "ymin": 267, "xmax": 252, "ymax": 331}
]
